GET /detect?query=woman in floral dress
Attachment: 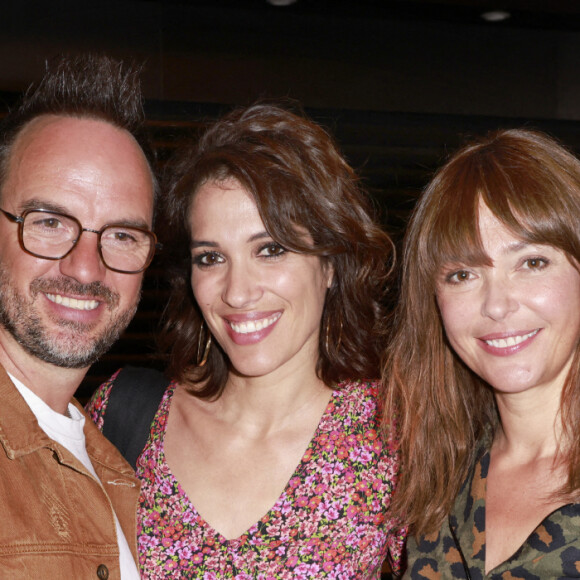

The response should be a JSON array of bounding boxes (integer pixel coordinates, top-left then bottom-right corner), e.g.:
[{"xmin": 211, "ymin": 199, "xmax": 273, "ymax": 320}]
[{"xmin": 88, "ymin": 103, "xmax": 404, "ymax": 579}]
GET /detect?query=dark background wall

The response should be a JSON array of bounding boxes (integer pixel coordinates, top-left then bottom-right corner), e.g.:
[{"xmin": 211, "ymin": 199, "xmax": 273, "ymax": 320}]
[
  {"xmin": 2, "ymin": 0, "xmax": 580, "ymax": 118},
  {"xmin": 1, "ymin": 0, "xmax": 579, "ymax": 393}
]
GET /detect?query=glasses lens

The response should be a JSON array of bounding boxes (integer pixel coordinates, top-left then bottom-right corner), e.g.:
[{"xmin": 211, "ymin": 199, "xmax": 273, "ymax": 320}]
[
  {"xmin": 100, "ymin": 226, "xmax": 154, "ymax": 273},
  {"xmin": 22, "ymin": 211, "xmax": 79, "ymax": 258}
]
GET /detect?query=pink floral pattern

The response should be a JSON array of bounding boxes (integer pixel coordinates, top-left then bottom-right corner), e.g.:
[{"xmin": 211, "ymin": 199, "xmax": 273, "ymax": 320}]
[{"xmin": 88, "ymin": 377, "xmax": 405, "ymax": 579}]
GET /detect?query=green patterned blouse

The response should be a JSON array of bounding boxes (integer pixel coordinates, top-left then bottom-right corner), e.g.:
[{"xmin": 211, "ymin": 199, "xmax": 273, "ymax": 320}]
[{"xmin": 405, "ymin": 433, "xmax": 580, "ymax": 579}]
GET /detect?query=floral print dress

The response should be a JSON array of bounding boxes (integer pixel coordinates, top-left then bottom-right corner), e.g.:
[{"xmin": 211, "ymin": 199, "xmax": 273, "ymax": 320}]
[{"xmin": 87, "ymin": 377, "xmax": 405, "ymax": 579}]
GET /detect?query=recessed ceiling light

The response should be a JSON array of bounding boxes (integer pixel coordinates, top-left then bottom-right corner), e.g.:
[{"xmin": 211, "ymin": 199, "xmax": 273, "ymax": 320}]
[
  {"xmin": 481, "ymin": 10, "xmax": 511, "ymax": 22},
  {"xmin": 267, "ymin": 0, "xmax": 297, "ymax": 5}
]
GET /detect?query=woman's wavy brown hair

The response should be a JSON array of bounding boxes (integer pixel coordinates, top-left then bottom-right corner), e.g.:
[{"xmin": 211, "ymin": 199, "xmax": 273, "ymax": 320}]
[
  {"xmin": 159, "ymin": 102, "xmax": 394, "ymax": 399},
  {"xmin": 381, "ymin": 128, "xmax": 580, "ymax": 536}
]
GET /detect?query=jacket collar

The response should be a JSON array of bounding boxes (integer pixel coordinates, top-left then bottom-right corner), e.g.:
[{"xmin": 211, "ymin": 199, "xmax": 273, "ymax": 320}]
[
  {"xmin": 81, "ymin": 399, "xmax": 136, "ymax": 477},
  {"xmin": 0, "ymin": 365, "xmax": 54, "ymax": 459},
  {"xmin": 0, "ymin": 364, "xmax": 134, "ymax": 477}
]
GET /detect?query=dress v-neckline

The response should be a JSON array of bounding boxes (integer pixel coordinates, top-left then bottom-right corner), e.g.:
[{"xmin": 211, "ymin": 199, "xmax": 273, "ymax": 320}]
[{"xmin": 155, "ymin": 382, "xmax": 339, "ymax": 544}]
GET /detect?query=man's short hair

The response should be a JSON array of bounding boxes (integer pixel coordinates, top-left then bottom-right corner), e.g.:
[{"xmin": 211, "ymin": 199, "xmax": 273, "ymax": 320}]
[{"xmin": 0, "ymin": 53, "xmax": 156, "ymax": 200}]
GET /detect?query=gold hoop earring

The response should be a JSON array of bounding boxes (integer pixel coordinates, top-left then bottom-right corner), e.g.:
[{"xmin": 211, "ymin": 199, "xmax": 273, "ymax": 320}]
[
  {"xmin": 324, "ymin": 315, "xmax": 343, "ymax": 354},
  {"xmin": 197, "ymin": 322, "xmax": 212, "ymax": 367}
]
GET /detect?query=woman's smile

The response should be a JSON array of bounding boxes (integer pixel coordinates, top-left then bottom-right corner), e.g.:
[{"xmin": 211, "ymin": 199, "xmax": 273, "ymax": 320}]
[
  {"xmin": 225, "ymin": 312, "xmax": 282, "ymax": 335},
  {"xmin": 223, "ymin": 311, "xmax": 283, "ymax": 345},
  {"xmin": 478, "ymin": 328, "xmax": 541, "ymax": 356}
]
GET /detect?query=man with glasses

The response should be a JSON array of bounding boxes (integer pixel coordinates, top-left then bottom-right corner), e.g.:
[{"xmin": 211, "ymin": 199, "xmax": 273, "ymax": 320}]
[{"xmin": 0, "ymin": 55, "xmax": 157, "ymax": 579}]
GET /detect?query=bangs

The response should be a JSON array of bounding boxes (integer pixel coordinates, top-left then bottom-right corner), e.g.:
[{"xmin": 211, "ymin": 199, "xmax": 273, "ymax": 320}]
[
  {"xmin": 425, "ymin": 189, "xmax": 489, "ymax": 272},
  {"xmin": 190, "ymin": 156, "xmax": 325, "ymax": 256},
  {"xmin": 415, "ymin": 141, "xmax": 568, "ymax": 278}
]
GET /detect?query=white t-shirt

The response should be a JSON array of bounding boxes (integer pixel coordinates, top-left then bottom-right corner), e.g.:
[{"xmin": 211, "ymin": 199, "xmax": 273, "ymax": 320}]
[{"xmin": 9, "ymin": 374, "xmax": 140, "ymax": 580}]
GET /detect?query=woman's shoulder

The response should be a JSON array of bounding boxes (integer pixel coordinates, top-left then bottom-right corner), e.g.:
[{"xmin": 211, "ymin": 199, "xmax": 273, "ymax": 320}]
[
  {"xmin": 332, "ymin": 378, "xmax": 380, "ymax": 413},
  {"xmin": 337, "ymin": 377, "xmax": 380, "ymax": 396},
  {"xmin": 85, "ymin": 366, "xmax": 173, "ymax": 432},
  {"xmin": 85, "ymin": 369, "xmax": 122, "ymax": 430},
  {"xmin": 320, "ymin": 379, "xmax": 381, "ymax": 433}
]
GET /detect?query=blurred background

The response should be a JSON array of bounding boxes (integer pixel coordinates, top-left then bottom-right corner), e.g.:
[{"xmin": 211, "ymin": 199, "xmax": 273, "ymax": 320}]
[{"xmin": 2, "ymin": 0, "xmax": 579, "ymax": 395}]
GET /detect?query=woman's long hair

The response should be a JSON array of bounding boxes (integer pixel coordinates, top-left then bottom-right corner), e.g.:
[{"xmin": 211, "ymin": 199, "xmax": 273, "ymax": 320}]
[{"xmin": 382, "ymin": 128, "xmax": 580, "ymax": 535}]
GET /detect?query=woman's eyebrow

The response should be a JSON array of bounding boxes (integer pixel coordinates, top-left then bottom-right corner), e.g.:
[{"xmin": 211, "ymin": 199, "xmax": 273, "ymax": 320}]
[
  {"xmin": 190, "ymin": 232, "xmax": 271, "ymax": 249},
  {"xmin": 247, "ymin": 231, "xmax": 270, "ymax": 243},
  {"xmin": 191, "ymin": 240, "xmax": 218, "ymax": 249},
  {"xmin": 503, "ymin": 240, "xmax": 531, "ymax": 255}
]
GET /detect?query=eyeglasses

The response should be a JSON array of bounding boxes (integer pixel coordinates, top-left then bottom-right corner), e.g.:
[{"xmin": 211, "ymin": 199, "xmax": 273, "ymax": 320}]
[{"xmin": 1, "ymin": 208, "xmax": 160, "ymax": 274}]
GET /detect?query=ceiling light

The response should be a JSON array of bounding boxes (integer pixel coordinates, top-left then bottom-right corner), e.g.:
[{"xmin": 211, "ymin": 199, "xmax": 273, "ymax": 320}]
[
  {"xmin": 481, "ymin": 10, "xmax": 511, "ymax": 22},
  {"xmin": 267, "ymin": 0, "xmax": 297, "ymax": 5}
]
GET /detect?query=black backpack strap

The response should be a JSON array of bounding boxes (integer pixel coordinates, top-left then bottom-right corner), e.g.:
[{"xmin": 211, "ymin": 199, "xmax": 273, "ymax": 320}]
[{"xmin": 102, "ymin": 365, "xmax": 169, "ymax": 470}]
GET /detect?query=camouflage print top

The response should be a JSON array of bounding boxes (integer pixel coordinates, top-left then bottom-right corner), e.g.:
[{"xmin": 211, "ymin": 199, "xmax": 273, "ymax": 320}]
[{"xmin": 404, "ymin": 432, "xmax": 580, "ymax": 579}]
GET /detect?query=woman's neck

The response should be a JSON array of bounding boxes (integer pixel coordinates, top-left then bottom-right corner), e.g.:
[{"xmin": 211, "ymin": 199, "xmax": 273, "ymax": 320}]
[
  {"xmin": 213, "ymin": 363, "xmax": 332, "ymax": 436},
  {"xmin": 493, "ymin": 387, "xmax": 563, "ymax": 461}
]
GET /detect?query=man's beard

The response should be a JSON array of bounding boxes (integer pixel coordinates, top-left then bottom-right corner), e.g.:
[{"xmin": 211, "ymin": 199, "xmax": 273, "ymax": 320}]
[{"xmin": 0, "ymin": 269, "xmax": 139, "ymax": 369}]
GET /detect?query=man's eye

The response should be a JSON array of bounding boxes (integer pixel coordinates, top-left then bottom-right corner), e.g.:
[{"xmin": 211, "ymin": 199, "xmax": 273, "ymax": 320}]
[
  {"xmin": 43, "ymin": 218, "xmax": 62, "ymax": 229},
  {"xmin": 32, "ymin": 218, "xmax": 63, "ymax": 230},
  {"xmin": 112, "ymin": 231, "xmax": 138, "ymax": 244}
]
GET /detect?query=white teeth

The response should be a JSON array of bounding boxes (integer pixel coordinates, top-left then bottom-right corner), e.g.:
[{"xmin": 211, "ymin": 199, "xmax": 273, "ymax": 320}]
[
  {"xmin": 485, "ymin": 329, "xmax": 538, "ymax": 349},
  {"xmin": 229, "ymin": 313, "xmax": 281, "ymax": 334},
  {"xmin": 46, "ymin": 293, "xmax": 99, "ymax": 311}
]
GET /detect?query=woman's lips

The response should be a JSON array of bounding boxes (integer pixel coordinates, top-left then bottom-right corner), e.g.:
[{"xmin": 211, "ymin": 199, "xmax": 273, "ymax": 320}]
[
  {"xmin": 223, "ymin": 311, "xmax": 282, "ymax": 345},
  {"xmin": 228, "ymin": 312, "xmax": 281, "ymax": 334},
  {"xmin": 478, "ymin": 328, "xmax": 541, "ymax": 356}
]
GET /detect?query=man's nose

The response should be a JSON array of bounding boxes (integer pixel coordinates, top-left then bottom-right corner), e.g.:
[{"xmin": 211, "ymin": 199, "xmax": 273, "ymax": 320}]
[{"xmin": 58, "ymin": 231, "xmax": 106, "ymax": 283}]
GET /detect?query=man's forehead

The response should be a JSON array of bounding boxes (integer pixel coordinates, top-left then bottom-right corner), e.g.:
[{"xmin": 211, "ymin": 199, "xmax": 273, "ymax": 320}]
[
  {"xmin": 2, "ymin": 115, "xmax": 155, "ymax": 225},
  {"xmin": 11, "ymin": 114, "xmax": 137, "ymax": 157}
]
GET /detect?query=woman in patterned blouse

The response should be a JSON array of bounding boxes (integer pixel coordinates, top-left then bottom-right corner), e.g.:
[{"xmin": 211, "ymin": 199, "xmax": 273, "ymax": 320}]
[
  {"xmin": 88, "ymin": 103, "xmax": 404, "ymax": 578},
  {"xmin": 382, "ymin": 128, "xmax": 580, "ymax": 578}
]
